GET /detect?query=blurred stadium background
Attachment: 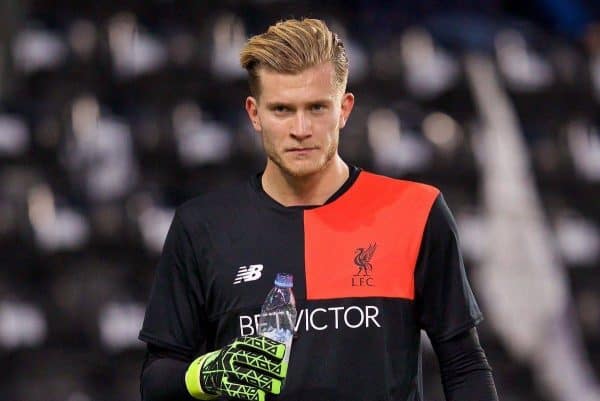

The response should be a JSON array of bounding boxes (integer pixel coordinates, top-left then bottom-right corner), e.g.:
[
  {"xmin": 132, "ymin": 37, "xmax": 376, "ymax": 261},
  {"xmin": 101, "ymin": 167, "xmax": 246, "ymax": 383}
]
[{"xmin": 0, "ymin": 1, "xmax": 599, "ymax": 400}]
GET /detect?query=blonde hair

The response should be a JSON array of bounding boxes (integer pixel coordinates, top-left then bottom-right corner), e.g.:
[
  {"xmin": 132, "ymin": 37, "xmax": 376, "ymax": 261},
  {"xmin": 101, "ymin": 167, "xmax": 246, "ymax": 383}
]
[{"xmin": 239, "ymin": 18, "xmax": 348, "ymax": 98}]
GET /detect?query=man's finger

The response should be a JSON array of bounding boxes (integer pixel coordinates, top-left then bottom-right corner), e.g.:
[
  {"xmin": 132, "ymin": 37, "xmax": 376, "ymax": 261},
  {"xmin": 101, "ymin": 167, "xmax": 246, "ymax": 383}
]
[
  {"xmin": 234, "ymin": 335, "xmax": 287, "ymax": 360},
  {"xmin": 227, "ymin": 349, "xmax": 288, "ymax": 378},
  {"xmin": 227, "ymin": 366, "xmax": 283, "ymax": 394},
  {"xmin": 222, "ymin": 375, "xmax": 267, "ymax": 401}
]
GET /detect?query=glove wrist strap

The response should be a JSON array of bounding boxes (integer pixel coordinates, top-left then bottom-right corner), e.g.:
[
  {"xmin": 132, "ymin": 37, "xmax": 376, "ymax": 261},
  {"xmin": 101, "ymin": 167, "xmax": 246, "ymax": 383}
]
[{"xmin": 185, "ymin": 351, "xmax": 219, "ymax": 400}]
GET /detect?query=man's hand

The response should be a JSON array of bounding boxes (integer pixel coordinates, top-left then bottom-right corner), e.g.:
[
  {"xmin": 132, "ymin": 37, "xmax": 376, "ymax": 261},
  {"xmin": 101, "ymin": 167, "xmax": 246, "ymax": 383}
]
[{"xmin": 186, "ymin": 335, "xmax": 288, "ymax": 401}]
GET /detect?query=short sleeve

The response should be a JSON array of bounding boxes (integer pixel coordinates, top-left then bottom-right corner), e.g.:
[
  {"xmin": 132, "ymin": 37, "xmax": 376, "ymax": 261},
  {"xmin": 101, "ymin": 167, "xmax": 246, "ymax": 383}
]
[
  {"xmin": 139, "ymin": 211, "xmax": 207, "ymax": 358},
  {"xmin": 415, "ymin": 194, "xmax": 483, "ymax": 342}
]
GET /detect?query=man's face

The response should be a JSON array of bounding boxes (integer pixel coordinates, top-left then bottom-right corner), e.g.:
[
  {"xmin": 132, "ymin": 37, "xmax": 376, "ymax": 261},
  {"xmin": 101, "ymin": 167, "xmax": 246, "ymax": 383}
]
[{"xmin": 245, "ymin": 62, "xmax": 354, "ymax": 178}]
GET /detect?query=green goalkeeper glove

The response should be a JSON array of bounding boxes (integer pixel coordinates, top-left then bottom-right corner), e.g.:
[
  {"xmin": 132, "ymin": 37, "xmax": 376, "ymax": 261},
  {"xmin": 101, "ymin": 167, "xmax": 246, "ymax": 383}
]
[{"xmin": 185, "ymin": 335, "xmax": 288, "ymax": 401}]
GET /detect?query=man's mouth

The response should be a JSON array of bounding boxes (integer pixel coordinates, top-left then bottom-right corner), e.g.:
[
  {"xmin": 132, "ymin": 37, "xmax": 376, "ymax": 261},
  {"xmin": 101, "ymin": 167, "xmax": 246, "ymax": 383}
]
[{"xmin": 286, "ymin": 147, "xmax": 318, "ymax": 152}]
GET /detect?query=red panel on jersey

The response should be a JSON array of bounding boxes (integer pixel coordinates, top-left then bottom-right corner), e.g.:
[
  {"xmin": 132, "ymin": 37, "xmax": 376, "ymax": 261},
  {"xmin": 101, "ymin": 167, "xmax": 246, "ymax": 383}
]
[{"xmin": 303, "ymin": 172, "xmax": 439, "ymax": 300}]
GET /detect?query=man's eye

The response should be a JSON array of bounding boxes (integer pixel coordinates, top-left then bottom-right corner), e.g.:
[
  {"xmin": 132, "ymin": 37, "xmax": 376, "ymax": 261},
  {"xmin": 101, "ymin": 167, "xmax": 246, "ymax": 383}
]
[
  {"xmin": 312, "ymin": 104, "xmax": 325, "ymax": 112},
  {"xmin": 274, "ymin": 106, "xmax": 288, "ymax": 113}
]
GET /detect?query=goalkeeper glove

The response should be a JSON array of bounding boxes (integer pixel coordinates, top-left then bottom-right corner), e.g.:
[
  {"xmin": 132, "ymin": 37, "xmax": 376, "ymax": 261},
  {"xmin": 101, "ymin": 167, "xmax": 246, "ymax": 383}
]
[{"xmin": 185, "ymin": 335, "xmax": 288, "ymax": 401}]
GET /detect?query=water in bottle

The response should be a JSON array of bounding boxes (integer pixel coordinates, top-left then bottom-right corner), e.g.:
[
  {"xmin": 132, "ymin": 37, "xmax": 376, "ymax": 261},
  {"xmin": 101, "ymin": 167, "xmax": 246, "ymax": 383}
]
[{"xmin": 258, "ymin": 273, "xmax": 297, "ymax": 365}]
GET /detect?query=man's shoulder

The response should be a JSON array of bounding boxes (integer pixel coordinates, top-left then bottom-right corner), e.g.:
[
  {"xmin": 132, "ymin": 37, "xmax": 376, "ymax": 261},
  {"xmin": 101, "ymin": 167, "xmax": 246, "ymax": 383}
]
[
  {"xmin": 175, "ymin": 179, "xmax": 252, "ymax": 222},
  {"xmin": 358, "ymin": 170, "xmax": 440, "ymax": 198}
]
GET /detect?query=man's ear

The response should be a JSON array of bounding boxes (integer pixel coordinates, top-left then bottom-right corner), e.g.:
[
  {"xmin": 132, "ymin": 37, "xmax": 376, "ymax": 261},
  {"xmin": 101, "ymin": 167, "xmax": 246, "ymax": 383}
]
[
  {"xmin": 339, "ymin": 92, "xmax": 355, "ymax": 129},
  {"xmin": 245, "ymin": 96, "xmax": 261, "ymax": 132}
]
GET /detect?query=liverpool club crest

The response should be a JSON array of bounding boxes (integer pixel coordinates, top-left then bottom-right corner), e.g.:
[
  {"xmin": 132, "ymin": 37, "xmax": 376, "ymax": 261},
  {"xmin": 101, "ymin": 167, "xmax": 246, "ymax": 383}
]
[{"xmin": 352, "ymin": 243, "xmax": 376, "ymax": 287}]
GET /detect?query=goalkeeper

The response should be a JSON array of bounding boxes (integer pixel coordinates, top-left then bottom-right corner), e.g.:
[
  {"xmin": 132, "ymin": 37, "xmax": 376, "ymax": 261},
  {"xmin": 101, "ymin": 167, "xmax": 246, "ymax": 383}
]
[{"xmin": 139, "ymin": 18, "xmax": 499, "ymax": 401}]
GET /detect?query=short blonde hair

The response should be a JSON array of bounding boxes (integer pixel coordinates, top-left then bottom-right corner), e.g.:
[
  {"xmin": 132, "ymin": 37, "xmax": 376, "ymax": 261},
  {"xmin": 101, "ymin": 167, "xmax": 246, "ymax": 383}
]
[{"xmin": 240, "ymin": 18, "xmax": 348, "ymax": 98}]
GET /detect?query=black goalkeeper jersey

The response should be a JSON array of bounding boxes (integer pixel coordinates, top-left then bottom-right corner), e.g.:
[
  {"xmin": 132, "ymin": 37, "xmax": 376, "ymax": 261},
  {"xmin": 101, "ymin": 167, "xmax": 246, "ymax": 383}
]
[{"xmin": 139, "ymin": 166, "xmax": 483, "ymax": 401}]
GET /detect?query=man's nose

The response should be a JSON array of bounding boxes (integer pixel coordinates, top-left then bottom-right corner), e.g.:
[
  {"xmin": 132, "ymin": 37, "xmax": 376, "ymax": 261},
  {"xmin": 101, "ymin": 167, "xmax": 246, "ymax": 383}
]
[{"xmin": 290, "ymin": 112, "xmax": 311, "ymax": 139}]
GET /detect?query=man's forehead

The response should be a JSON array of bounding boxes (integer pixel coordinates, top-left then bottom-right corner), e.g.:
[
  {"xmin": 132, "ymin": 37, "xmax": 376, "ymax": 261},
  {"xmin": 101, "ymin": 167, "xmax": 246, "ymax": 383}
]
[{"xmin": 256, "ymin": 62, "xmax": 338, "ymax": 101}]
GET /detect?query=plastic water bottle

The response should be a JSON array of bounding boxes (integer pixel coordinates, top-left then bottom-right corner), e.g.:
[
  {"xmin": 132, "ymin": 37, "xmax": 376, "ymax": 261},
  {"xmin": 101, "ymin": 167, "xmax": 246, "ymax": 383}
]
[{"xmin": 258, "ymin": 273, "xmax": 297, "ymax": 365}]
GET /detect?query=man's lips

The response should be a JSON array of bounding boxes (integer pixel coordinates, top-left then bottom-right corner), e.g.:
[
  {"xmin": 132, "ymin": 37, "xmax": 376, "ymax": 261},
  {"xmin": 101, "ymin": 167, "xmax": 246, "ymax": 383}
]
[{"xmin": 286, "ymin": 147, "xmax": 318, "ymax": 152}]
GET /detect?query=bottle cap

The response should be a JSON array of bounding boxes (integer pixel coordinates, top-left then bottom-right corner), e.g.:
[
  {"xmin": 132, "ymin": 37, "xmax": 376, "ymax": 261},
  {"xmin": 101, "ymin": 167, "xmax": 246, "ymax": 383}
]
[{"xmin": 274, "ymin": 273, "xmax": 293, "ymax": 288}]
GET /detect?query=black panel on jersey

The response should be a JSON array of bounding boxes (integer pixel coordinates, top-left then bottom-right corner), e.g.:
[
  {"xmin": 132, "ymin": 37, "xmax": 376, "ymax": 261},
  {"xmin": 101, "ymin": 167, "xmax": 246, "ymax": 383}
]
[
  {"xmin": 139, "ymin": 211, "xmax": 209, "ymax": 357},
  {"xmin": 415, "ymin": 194, "xmax": 483, "ymax": 341}
]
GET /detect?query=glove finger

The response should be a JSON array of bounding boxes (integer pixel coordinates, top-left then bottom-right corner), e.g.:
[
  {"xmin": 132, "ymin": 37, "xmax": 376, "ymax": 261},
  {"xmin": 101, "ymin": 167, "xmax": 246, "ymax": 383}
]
[
  {"xmin": 227, "ymin": 366, "xmax": 283, "ymax": 395},
  {"xmin": 222, "ymin": 375, "xmax": 267, "ymax": 401},
  {"xmin": 234, "ymin": 335, "xmax": 287, "ymax": 360},
  {"xmin": 229, "ymin": 349, "xmax": 288, "ymax": 379}
]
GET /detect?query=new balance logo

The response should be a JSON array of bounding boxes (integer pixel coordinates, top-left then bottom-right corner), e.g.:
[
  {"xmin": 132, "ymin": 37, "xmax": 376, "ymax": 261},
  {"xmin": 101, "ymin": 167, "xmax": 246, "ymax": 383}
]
[{"xmin": 233, "ymin": 264, "xmax": 264, "ymax": 284}]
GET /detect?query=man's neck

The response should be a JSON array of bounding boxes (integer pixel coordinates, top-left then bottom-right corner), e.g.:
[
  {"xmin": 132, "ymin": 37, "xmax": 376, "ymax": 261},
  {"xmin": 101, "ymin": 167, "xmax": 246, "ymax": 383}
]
[{"xmin": 261, "ymin": 156, "xmax": 349, "ymax": 207}]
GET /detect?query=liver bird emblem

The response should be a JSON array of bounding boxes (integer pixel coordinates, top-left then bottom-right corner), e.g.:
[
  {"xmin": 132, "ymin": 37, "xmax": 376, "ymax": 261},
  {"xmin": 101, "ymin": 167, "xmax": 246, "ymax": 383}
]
[{"xmin": 354, "ymin": 243, "xmax": 377, "ymax": 276}]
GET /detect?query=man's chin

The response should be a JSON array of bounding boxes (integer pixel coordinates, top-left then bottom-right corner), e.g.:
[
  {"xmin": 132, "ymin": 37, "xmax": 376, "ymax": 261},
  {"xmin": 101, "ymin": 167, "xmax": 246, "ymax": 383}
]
[{"xmin": 280, "ymin": 160, "xmax": 324, "ymax": 178}]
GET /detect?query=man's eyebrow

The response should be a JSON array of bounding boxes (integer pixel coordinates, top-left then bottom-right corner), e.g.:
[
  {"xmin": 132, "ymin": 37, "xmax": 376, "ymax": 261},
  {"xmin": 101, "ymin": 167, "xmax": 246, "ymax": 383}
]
[{"xmin": 265, "ymin": 101, "xmax": 294, "ymax": 108}]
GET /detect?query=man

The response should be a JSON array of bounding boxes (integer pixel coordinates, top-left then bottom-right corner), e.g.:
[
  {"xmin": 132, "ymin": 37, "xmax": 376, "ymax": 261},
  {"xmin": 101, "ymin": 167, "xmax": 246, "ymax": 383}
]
[{"xmin": 139, "ymin": 18, "xmax": 499, "ymax": 401}]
